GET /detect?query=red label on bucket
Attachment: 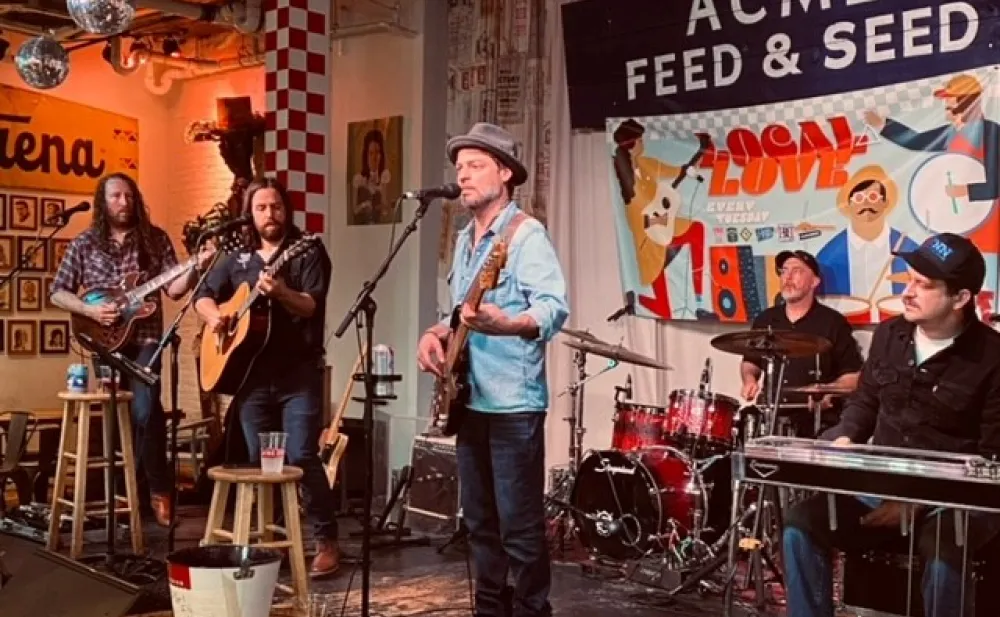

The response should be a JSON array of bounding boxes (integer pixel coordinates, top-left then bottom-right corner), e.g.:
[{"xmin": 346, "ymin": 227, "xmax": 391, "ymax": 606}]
[{"xmin": 168, "ymin": 563, "xmax": 191, "ymax": 589}]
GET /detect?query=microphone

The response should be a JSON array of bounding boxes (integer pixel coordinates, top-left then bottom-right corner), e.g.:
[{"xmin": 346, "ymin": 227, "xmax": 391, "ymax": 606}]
[
  {"xmin": 45, "ymin": 201, "xmax": 90, "ymax": 224},
  {"xmin": 606, "ymin": 291, "xmax": 636, "ymax": 322},
  {"xmin": 401, "ymin": 183, "xmax": 461, "ymax": 201},
  {"xmin": 202, "ymin": 215, "xmax": 250, "ymax": 237}
]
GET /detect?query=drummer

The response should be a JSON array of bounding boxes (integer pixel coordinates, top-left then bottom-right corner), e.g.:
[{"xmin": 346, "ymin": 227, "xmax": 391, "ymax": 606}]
[{"xmin": 739, "ymin": 249, "xmax": 864, "ymax": 436}]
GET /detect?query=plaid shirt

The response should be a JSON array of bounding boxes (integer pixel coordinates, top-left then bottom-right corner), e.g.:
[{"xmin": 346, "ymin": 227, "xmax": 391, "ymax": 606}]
[{"xmin": 52, "ymin": 226, "xmax": 180, "ymax": 346}]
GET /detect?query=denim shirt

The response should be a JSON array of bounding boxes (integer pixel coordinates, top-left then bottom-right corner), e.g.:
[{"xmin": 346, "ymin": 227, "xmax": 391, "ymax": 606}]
[{"xmin": 444, "ymin": 202, "xmax": 569, "ymax": 413}]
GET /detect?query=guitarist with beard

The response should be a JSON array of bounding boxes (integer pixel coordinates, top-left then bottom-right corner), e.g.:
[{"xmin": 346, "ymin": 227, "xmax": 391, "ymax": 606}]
[
  {"xmin": 417, "ymin": 123, "xmax": 569, "ymax": 617},
  {"xmin": 50, "ymin": 172, "xmax": 217, "ymax": 527},
  {"xmin": 193, "ymin": 178, "xmax": 339, "ymax": 578}
]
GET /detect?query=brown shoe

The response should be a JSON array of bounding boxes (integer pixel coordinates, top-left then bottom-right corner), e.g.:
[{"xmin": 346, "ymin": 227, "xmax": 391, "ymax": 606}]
[
  {"xmin": 151, "ymin": 493, "xmax": 173, "ymax": 528},
  {"xmin": 310, "ymin": 539, "xmax": 340, "ymax": 578}
]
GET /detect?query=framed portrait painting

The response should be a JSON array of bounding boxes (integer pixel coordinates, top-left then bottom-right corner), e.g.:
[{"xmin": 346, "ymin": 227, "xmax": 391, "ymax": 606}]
[
  {"xmin": 0, "ymin": 235, "xmax": 13, "ymax": 272},
  {"xmin": 17, "ymin": 237, "xmax": 47, "ymax": 272},
  {"xmin": 9, "ymin": 195, "xmax": 39, "ymax": 231},
  {"xmin": 50, "ymin": 238, "xmax": 70, "ymax": 272},
  {"xmin": 7, "ymin": 320, "xmax": 36, "ymax": 356},
  {"xmin": 40, "ymin": 320, "xmax": 70, "ymax": 354},
  {"xmin": 17, "ymin": 276, "xmax": 42, "ymax": 312},
  {"xmin": 346, "ymin": 116, "xmax": 403, "ymax": 226},
  {"xmin": 41, "ymin": 198, "xmax": 65, "ymax": 228}
]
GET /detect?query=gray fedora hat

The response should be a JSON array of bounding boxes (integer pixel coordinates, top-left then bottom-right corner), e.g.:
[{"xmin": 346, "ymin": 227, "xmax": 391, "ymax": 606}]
[{"xmin": 446, "ymin": 122, "xmax": 528, "ymax": 187}]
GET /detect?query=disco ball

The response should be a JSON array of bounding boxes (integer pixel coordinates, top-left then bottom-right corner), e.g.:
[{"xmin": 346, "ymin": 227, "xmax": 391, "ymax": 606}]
[
  {"xmin": 14, "ymin": 36, "xmax": 70, "ymax": 90},
  {"xmin": 66, "ymin": 0, "xmax": 136, "ymax": 36}
]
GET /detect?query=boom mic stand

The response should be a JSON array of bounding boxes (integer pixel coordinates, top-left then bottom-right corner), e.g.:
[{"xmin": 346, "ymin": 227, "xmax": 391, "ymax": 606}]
[
  {"xmin": 75, "ymin": 332, "xmax": 161, "ymax": 579},
  {"xmin": 0, "ymin": 217, "xmax": 71, "ymax": 294},
  {"xmin": 146, "ymin": 244, "xmax": 219, "ymax": 553},
  {"xmin": 334, "ymin": 196, "xmax": 432, "ymax": 617}
]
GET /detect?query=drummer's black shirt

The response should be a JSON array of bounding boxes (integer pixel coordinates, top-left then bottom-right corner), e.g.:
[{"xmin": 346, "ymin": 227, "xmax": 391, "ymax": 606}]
[
  {"xmin": 823, "ymin": 316, "xmax": 1000, "ymax": 458},
  {"xmin": 743, "ymin": 301, "xmax": 864, "ymax": 425}
]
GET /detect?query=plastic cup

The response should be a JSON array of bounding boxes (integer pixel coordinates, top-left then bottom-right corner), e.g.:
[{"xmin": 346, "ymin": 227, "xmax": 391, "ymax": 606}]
[{"xmin": 259, "ymin": 432, "xmax": 287, "ymax": 474}]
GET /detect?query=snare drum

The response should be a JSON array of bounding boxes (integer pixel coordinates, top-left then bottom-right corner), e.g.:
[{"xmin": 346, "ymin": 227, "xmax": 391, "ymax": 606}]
[
  {"xmin": 612, "ymin": 401, "xmax": 670, "ymax": 450},
  {"xmin": 664, "ymin": 389, "xmax": 740, "ymax": 455},
  {"xmin": 819, "ymin": 295, "xmax": 872, "ymax": 325}
]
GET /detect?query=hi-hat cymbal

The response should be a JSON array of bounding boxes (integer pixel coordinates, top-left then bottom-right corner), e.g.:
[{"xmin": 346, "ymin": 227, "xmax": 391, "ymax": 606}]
[
  {"xmin": 562, "ymin": 338, "xmax": 672, "ymax": 370},
  {"xmin": 784, "ymin": 383, "xmax": 855, "ymax": 396},
  {"xmin": 710, "ymin": 329, "xmax": 831, "ymax": 359}
]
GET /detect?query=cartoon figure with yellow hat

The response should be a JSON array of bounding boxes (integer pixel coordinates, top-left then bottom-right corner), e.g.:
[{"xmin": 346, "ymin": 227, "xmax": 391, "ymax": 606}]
[
  {"xmin": 611, "ymin": 119, "xmax": 712, "ymax": 319},
  {"xmin": 816, "ymin": 165, "xmax": 919, "ymax": 307},
  {"xmin": 864, "ymin": 73, "xmax": 1000, "ymax": 251}
]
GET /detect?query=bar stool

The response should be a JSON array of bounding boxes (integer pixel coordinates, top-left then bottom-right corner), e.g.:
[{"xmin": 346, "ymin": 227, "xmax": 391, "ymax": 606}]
[
  {"xmin": 46, "ymin": 391, "xmax": 143, "ymax": 560},
  {"xmin": 201, "ymin": 465, "xmax": 309, "ymax": 609}
]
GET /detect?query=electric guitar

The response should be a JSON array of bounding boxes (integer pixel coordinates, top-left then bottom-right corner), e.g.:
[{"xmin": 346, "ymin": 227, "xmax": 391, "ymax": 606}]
[
  {"xmin": 198, "ymin": 235, "xmax": 321, "ymax": 395},
  {"xmin": 428, "ymin": 240, "xmax": 508, "ymax": 437},
  {"xmin": 320, "ymin": 347, "xmax": 366, "ymax": 488}
]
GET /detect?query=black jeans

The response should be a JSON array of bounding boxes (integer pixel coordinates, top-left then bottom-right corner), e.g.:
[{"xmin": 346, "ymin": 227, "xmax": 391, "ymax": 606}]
[
  {"xmin": 92, "ymin": 343, "xmax": 172, "ymax": 496},
  {"xmin": 232, "ymin": 363, "xmax": 338, "ymax": 540},
  {"xmin": 456, "ymin": 411, "xmax": 551, "ymax": 617}
]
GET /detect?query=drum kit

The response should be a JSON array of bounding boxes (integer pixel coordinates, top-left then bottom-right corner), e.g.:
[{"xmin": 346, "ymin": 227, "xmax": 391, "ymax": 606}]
[{"xmin": 548, "ymin": 324, "xmax": 843, "ymax": 602}]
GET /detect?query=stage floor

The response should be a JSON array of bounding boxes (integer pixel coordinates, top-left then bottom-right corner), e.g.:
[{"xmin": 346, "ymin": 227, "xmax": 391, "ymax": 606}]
[{"xmin": 0, "ymin": 504, "xmax": 860, "ymax": 617}]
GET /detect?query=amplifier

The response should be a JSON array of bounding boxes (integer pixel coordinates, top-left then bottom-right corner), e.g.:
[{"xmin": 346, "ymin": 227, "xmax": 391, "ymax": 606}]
[
  {"xmin": 842, "ymin": 548, "xmax": 1000, "ymax": 617},
  {"xmin": 405, "ymin": 434, "xmax": 459, "ymax": 536}
]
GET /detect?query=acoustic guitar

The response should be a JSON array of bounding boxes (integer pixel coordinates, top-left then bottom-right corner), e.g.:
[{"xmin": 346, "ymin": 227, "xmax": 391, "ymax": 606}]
[
  {"xmin": 428, "ymin": 240, "xmax": 508, "ymax": 437},
  {"xmin": 198, "ymin": 235, "xmax": 321, "ymax": 395},
  {"xmin": 319, "ymin": 346, "xmax": 367, "ymax": 488}
]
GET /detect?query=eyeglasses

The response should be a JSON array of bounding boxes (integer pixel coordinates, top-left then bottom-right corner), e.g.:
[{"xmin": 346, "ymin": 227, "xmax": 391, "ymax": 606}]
[{"xmin": 850, "ymin": 190, "xmax": 884, "ymax": 204}]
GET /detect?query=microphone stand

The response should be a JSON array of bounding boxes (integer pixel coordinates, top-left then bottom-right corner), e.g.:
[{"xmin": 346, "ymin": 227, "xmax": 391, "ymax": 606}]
[
  {"xmin": 0, "ymin": 217, "xmax": 71, "ymax": 293},
  {"xmin": 145, "ymin": 240, "xmax": 217, "ymax": 553},
  {"xmin": 334, "ymin": 197, "xmax": 432, "ymax": 617},
  {"xmin": 75, "ymin": 332, "xmax": 159, "ymax": 576}
]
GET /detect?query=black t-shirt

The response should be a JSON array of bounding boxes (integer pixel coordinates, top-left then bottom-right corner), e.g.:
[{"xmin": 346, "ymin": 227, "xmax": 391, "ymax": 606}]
[
  {"xmin": 743, "ymin": 301, "xmax": 864, "ymax": 410},
  {"xmin": 195, "ymin": 235, "xmax": 331, "ymax": 372}
]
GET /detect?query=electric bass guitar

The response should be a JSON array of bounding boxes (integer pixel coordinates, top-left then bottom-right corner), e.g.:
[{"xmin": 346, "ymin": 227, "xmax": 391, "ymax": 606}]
[
  {"xmin": 428, "ymin": 240, "xmax": 509, "ymax": 437},
  {"xmin": 198, "ymin": 235, "xmax": 321, "ymax": 395}
]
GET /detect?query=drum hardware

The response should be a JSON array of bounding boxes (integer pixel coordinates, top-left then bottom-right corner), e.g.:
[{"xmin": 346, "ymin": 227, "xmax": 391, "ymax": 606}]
[{"xmin": 784, "ymin": 383, "xmax": 855, "ymax": 396}]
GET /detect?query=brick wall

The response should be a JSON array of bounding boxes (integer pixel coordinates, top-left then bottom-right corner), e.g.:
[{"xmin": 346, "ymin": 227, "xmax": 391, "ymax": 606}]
[{"xmin": 162, "ymin": 68, "xmax": 267, "ymax": 419}]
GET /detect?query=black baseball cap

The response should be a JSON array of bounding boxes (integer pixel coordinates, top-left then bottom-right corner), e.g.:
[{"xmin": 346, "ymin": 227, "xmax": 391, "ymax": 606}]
[
  {"xmin": 892, "ymin": 233, "xmax": 985, "ymax": 294},
  {"xmin": 775, "ymin": 250, "xmax": 821, "ymax": 277}
]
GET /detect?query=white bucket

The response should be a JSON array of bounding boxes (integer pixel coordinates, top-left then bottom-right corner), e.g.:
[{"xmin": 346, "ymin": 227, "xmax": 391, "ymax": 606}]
[{"xmin": 167, "ymin": 545, "xmax": 282, "ymax": 617}]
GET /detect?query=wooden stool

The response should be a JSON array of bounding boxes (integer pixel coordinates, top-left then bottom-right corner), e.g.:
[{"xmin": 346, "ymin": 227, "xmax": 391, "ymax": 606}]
[
  {"xmin": 46, "ymin": 391, "xmax": 144, "ymax": 560},
  {"xmin": 202, "ymin": 465, "xmax": 309, "ymax": 610}
]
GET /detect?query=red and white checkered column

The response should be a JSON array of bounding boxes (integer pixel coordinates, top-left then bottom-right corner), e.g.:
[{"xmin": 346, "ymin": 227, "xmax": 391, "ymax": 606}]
[{"xmin": 264, "ymin": 0, "xmax": 329, "ymax": 234}]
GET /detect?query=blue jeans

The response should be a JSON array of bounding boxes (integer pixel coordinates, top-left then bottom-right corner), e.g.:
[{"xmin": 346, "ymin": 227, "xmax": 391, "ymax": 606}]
[
  {"xmin": 92, "ymin": 343, "xmax": 171, "ymax": 496},
  {"xmin": 783, "ymin": 494, "xmax": 1000, "ymax": 617},
  {"xmin": 233, "ymin": 363, "xmax": 337, "ymax": 540},
  {"xmin": 456, "ymin": 411, "xmax": 551, "ymax": 617}
]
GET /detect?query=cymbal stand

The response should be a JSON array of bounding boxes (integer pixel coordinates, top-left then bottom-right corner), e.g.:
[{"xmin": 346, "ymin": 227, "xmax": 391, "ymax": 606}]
[{"xmin": 722, "ymin": 352, "xmax": 787, "ymax": 616}]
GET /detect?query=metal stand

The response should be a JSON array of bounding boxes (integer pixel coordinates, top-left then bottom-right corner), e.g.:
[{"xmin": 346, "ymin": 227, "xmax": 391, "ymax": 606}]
[
  {"xmin": 0, "ymin": 218, "xmax": 69, "ymax": 294},
  {"xmin": 333, "ymin": 195, "xmax": 435, "ymax": 617}
]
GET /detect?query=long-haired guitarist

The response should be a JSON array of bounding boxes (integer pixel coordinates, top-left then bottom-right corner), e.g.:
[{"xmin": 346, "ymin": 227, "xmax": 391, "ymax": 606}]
[
  {"xmin": 416, "ymin": 123, "xmax": 569, "ymax": 617},
  {"xmin": 192, "ymin": 178, "xmax": 339, "ymax": 578},
  {"xmin": 50, "ymin": 172, "xmax": 217, "ymax": 527}
]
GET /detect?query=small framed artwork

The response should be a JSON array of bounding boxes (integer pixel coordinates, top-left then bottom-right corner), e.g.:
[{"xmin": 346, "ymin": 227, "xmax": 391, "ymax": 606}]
[
  {"xmin": 40, "ymin": 320, "xmax": 69, "ymax": 354},
  {"xmin": 0, "ymin": 319, "xmax": 4, "ymax": 352},
  {"xmin": 0, "ymin": 235, "xmax": 13, "ymax": 271},
  {"xmin": 17, "ymin": 237, "xmax": 47, "ymax": 272},
  {"xmin": 41, "ymin": 198, "xmax": 65, "ymax": 228},
  {"xmin": 7, "ymin": 320, "xmax": 36, "ymax": 356},
  {"xmin": 43, "ymin": 276, "xmax": 57, "ymax": 310},
  {"xmin": 0, "ymin": 284, "xmax": 10, "ymax": 314},
  {"xmin": 0, "ymin": 194, "xmax": 6, "ymax": 230},
  {"xmin": 50, "ymin": 238, "xmax": 70, "ymax": 272},
  {"xmin": 16, "ymin": 277, "xmax": 42, "ymax": 312},
  {"xmin": 9, "ymin": 195, "xmax": 39, "ymax": 231}
]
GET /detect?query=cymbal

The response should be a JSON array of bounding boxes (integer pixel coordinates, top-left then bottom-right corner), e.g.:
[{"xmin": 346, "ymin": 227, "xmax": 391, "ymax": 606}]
[
  {"xmin": 784, "ymin": 383, "xmax": 855, "ymax": 396},
  {"xmin": 562, "ymin": 338, "xmax": 672, "ymax": 370},
  {"xmin": 710, "ymin": 329, "xmax": 831, "ymax": 359},
  {"xmin": 561, "ymin": 327, "xmax": 602, "ymax": 342}
]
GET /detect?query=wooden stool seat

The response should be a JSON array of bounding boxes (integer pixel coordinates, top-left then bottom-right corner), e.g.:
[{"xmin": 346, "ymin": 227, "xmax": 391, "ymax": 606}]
[
  {"xmin": 202, "ymin": 464, "xmax": 308, "ymax": 611},
  {"xmin": 208, "ymin": 466, "xmax": 303, "ymax": 484},
  {"xmin": 47, "ymin": 391, "xmax": 143, "ymax": 560}
]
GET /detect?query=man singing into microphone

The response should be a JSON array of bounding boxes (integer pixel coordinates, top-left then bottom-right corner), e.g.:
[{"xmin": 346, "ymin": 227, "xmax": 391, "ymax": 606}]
[{"xmin": 51, "ymin": 172, "xmax": 216, "ymax": 526}]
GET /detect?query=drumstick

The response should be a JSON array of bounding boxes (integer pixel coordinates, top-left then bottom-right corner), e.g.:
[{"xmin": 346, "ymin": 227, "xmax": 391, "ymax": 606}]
[{"xmin": 866, "ymin": 233, "xmax": 909, "ymax": 304}]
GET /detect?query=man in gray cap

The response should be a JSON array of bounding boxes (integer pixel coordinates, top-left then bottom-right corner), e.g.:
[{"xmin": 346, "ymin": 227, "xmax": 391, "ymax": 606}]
[{"xmin": 417, "ymin": 122, "xmax": 569, "ymax": 617}]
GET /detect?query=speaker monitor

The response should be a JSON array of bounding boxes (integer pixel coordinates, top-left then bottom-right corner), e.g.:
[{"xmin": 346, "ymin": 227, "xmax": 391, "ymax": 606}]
[
  {"xmin": 0, "ymin": 546, "xmax": 140, "ymax": 617},
  {"xmin": 405, "ymin": 434, "xmax": 459, "ymax": 536}
]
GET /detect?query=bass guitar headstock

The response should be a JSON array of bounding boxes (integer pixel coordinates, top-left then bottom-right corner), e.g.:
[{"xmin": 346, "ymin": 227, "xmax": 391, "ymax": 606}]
[{"xmin": 478, "ymin": 240, "xmax": 508, "ymax": 290}]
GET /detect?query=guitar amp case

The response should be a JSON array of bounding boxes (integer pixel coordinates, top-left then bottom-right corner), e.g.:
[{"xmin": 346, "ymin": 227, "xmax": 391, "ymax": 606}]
[
  {"xmin": 842, "ymin": 547, "xmax": 1000, "ymax": 617},
  {"xmin": 405, "ymin": 434, "xmax": 459, "ymax": 536}
]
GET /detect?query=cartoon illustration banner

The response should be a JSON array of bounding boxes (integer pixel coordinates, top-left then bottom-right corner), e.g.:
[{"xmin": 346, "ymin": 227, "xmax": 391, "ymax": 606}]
[
  {"xmin": 0, "ymin": 84, "xmax": 139, "ymax": 195},
  {"xmin": 608, "ymin": 66, "xmax": 1000, "ymax": 324},
  {"xmin": 564, "ymin": 0, "xmax": 999, "ymax": 130}
]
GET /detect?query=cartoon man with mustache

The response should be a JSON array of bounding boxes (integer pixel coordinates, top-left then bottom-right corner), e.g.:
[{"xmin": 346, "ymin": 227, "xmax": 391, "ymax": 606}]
[{"xmin": 816, "ymin": 166, "xmax": 919, "ymax": 314}]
